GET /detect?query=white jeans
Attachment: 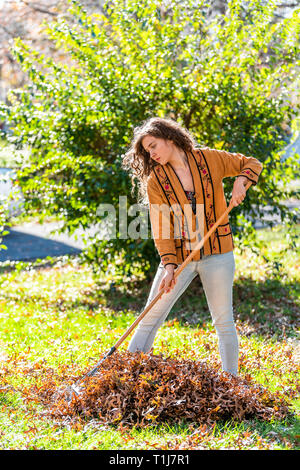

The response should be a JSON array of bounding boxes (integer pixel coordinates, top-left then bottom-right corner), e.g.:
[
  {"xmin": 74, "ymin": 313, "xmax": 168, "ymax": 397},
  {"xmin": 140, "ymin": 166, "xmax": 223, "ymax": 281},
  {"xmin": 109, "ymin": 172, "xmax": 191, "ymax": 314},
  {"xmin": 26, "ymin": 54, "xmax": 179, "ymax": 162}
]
[{"xmin": 128, "ymin": 251, "xmax": 239, "ymax": 375}]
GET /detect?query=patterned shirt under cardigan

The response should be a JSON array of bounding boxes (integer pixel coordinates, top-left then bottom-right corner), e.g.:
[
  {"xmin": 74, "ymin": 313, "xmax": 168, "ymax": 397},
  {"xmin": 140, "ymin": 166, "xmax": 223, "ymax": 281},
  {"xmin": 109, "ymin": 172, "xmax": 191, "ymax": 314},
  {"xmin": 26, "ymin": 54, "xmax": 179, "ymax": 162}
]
[{"xmin": 147, "ymin": 147, "xmax": 263, "ymax": 269}]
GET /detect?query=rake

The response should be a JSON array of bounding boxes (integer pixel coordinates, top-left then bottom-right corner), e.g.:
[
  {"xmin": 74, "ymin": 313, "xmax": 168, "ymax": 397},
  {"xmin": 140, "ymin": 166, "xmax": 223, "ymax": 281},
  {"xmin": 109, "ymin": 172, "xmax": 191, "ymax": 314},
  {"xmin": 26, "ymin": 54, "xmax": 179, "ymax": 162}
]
[{"xmin": 66, "ymin": 181, "xmax": 251, "ymax": 401}]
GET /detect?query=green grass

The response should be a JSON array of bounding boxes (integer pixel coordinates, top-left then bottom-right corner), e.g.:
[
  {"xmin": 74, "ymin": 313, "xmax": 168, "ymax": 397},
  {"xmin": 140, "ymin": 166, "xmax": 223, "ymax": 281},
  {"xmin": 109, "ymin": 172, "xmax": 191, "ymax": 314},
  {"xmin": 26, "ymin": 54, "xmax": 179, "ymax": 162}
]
[{"xmin": 0, "ymin": 224, "xmax": 299, "ymax": 450}]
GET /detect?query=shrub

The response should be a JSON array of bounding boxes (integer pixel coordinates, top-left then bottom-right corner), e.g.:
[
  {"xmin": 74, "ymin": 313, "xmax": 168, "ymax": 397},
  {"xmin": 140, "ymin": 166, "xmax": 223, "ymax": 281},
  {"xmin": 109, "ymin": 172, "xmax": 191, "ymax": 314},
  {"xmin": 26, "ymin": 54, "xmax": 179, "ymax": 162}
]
[{"xmin": 0, "ymin": 0, "xmax": 299, "ymax": 281}]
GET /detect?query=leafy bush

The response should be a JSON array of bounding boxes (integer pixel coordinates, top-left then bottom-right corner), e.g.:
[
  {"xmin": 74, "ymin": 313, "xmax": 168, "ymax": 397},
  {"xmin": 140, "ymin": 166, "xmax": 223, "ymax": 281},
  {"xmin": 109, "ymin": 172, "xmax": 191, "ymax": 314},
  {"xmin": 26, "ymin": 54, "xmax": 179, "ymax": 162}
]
[{"xmin": 0, "ymin": 0, "xmax": 299, "ymax": 282}]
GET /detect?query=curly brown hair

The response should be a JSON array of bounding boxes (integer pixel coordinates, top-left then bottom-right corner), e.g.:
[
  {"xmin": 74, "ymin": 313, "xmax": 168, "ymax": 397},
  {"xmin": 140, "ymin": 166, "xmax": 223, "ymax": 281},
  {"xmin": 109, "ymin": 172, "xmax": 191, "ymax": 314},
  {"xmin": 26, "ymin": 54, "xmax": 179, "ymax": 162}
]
[{"xmin": 122, "ymin": 117, "xmax": 197, "ymax": 204}]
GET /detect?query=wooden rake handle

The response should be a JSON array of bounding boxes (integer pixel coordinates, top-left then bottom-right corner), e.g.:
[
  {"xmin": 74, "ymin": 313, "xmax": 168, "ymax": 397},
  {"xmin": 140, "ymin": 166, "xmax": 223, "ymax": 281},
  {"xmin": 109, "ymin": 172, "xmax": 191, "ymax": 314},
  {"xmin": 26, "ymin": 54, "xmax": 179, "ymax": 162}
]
[{"xmin": 114, "ymin": 180, "xmax": 252, "ymax": 350}]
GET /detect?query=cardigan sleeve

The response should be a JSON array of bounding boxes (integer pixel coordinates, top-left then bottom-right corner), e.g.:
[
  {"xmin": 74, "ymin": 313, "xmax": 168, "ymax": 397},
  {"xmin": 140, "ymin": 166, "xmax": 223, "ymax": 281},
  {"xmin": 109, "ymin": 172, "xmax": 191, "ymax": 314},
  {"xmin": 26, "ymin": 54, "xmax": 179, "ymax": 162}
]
[
  {"xmin": 210, "ymin": 148, "xmax": 263, "ymax": 186},
  {"xmin": 147, "ymin": 175, "xmax": 178, "ymax": 269}
]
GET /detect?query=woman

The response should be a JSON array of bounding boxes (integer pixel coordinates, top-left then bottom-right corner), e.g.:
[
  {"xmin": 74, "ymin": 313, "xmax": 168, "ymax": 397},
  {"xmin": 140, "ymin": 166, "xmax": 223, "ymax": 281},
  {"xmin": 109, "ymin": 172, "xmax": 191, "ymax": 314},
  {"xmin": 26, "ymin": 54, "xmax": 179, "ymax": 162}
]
[{"xmin": 122, "ymin": 117, "xmax": 263, "ymax": 376}]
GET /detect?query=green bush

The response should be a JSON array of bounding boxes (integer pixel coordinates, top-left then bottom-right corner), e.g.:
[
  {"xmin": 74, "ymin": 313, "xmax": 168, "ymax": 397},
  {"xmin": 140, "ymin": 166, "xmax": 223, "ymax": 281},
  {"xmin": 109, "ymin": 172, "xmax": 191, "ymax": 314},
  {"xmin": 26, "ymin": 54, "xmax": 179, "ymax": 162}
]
[{"xmin": 0, "ymin": 0, "xmax": 299, "ymax": 281}]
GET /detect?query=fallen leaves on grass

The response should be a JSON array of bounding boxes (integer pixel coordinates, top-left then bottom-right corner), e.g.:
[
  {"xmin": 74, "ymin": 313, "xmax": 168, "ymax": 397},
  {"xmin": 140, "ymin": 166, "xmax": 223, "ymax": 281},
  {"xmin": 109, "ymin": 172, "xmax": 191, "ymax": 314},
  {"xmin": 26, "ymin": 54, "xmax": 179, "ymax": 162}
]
[{"xmin": 29, "ymin": 351, "xmax": 291, "ymax": 427}]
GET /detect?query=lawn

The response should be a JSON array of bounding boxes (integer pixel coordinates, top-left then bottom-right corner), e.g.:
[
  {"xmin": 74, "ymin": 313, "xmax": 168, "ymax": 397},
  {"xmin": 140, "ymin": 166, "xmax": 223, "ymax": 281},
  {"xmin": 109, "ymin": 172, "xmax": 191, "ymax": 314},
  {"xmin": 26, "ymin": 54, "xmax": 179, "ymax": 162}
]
[{"xmin": 0, "ymin": 224, "xmax": 299, "ymax": 450}]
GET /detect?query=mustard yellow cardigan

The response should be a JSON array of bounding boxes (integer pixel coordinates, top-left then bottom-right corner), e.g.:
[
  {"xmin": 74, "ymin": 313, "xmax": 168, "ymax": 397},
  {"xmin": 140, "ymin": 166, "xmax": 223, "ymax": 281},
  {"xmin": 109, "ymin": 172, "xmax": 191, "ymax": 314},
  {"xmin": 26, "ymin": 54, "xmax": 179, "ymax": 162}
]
[{"xmin": 146, "ymin": 147, "xmax": 263, "ymax": 268}]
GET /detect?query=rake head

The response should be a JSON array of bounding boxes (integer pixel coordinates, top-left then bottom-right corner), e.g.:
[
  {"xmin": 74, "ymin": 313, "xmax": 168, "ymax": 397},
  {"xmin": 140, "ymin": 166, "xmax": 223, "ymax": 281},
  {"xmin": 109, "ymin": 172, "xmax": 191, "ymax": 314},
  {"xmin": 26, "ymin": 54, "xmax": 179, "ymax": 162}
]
[
  {"xmin": 65, "ymin": 383, "xmax": 83, "ymax": 403},
  {"xmin": 64, "ymin": 346, "xmax": 117, "ymax": 403}
]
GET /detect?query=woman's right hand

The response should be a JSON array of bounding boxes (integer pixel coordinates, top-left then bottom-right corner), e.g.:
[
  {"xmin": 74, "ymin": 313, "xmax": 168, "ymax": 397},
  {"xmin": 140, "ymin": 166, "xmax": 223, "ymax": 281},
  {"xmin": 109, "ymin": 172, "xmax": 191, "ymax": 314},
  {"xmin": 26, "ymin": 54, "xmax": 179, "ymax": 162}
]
[{"xmin": 159, "ymin": 265, "xmax": 177, "ymax": 294}]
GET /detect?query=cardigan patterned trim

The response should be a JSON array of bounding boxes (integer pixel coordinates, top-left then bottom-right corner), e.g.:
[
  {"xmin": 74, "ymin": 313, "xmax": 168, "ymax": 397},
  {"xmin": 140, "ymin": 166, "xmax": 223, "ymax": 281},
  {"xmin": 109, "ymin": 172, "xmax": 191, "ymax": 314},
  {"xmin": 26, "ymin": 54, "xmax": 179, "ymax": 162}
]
[
  {"xmin": 197, "ymin": 149, "xmax": 221, "ymax": 253},
  {"xmin": 147, "ymin": 147, "xmax": 263, "ymax": 268}
]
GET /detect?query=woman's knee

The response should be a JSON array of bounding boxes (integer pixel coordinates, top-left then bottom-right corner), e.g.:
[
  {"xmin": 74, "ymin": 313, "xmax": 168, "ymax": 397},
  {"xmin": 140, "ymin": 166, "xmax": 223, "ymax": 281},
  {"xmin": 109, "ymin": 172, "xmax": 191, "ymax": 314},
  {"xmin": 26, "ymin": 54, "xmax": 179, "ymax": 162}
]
[{"xmin": 213, "ymin": 317, "xmax": 237, "ymax": 336}]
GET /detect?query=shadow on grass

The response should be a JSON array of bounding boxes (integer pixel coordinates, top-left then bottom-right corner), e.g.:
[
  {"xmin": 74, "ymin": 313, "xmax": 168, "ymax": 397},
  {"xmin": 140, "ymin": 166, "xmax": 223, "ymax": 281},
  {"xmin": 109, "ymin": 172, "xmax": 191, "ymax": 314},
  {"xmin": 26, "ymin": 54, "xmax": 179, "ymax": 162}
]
[
  {"xmin": 94, "ymin": 272, "xmax": 299, "ymax": 339},
  {"xmin": 1, "ymin": 253, "xmax": 298, "ymax": 339}
]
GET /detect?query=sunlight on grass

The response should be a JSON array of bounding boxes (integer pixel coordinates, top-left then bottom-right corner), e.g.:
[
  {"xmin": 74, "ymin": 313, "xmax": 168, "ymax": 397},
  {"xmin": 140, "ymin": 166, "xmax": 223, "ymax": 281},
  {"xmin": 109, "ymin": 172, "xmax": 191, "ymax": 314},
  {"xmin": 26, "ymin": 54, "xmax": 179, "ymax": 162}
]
[{"xmin": 0, "ymin": 224, "xmax": 299, "ymax": 449}]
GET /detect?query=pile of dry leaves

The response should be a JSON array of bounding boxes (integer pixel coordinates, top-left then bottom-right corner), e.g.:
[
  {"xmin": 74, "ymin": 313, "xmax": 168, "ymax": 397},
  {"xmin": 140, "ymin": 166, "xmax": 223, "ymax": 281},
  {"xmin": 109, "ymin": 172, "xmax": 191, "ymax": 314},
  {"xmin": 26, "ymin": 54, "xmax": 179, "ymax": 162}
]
[{"xmin": 30, "ymin": 351, "xmax": 291, "ymax": 427}]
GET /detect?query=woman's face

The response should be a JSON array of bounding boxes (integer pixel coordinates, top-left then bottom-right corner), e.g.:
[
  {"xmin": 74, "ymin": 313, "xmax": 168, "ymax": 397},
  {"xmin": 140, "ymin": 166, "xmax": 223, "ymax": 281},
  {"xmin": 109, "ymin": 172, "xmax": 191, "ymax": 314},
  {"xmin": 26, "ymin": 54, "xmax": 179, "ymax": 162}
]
[{"xmin": 142, "ymin": 135, "xmax": 173, "ymax": 165}]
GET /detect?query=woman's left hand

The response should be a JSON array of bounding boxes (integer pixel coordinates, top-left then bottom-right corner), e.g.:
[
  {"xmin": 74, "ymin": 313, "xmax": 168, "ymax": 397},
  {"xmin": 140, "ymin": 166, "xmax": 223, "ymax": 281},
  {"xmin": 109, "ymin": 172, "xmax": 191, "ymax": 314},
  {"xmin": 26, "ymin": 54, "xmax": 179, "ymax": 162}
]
[{"xmin": 230, "ymin": 177, "xmax": 248, "ymax": 207}]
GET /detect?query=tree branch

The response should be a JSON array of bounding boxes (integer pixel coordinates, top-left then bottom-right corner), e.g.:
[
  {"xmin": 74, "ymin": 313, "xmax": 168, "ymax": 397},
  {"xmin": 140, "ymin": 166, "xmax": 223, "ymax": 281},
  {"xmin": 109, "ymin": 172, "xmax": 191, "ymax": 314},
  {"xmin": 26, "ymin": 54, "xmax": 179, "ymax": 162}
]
[{"xmin": 19, "ymin": 0, "xmax": 58, "ymax": 17}]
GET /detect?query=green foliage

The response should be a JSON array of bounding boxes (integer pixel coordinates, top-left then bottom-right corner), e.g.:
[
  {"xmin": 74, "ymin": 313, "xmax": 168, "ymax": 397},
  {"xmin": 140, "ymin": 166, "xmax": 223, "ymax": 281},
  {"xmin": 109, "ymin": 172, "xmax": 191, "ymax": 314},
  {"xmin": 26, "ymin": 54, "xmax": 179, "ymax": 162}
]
[{"xmin": 0, "ymin": 0, "xmax": 299, "ymax": 281}]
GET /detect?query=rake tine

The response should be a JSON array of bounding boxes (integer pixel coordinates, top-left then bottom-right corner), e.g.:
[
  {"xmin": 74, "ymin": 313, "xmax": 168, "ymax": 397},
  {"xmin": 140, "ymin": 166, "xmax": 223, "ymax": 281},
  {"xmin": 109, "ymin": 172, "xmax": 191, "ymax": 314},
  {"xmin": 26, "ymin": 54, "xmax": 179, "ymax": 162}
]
[{"xmin": 65, "ymin": 346, "xmax": 116, "ymax": 401}]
